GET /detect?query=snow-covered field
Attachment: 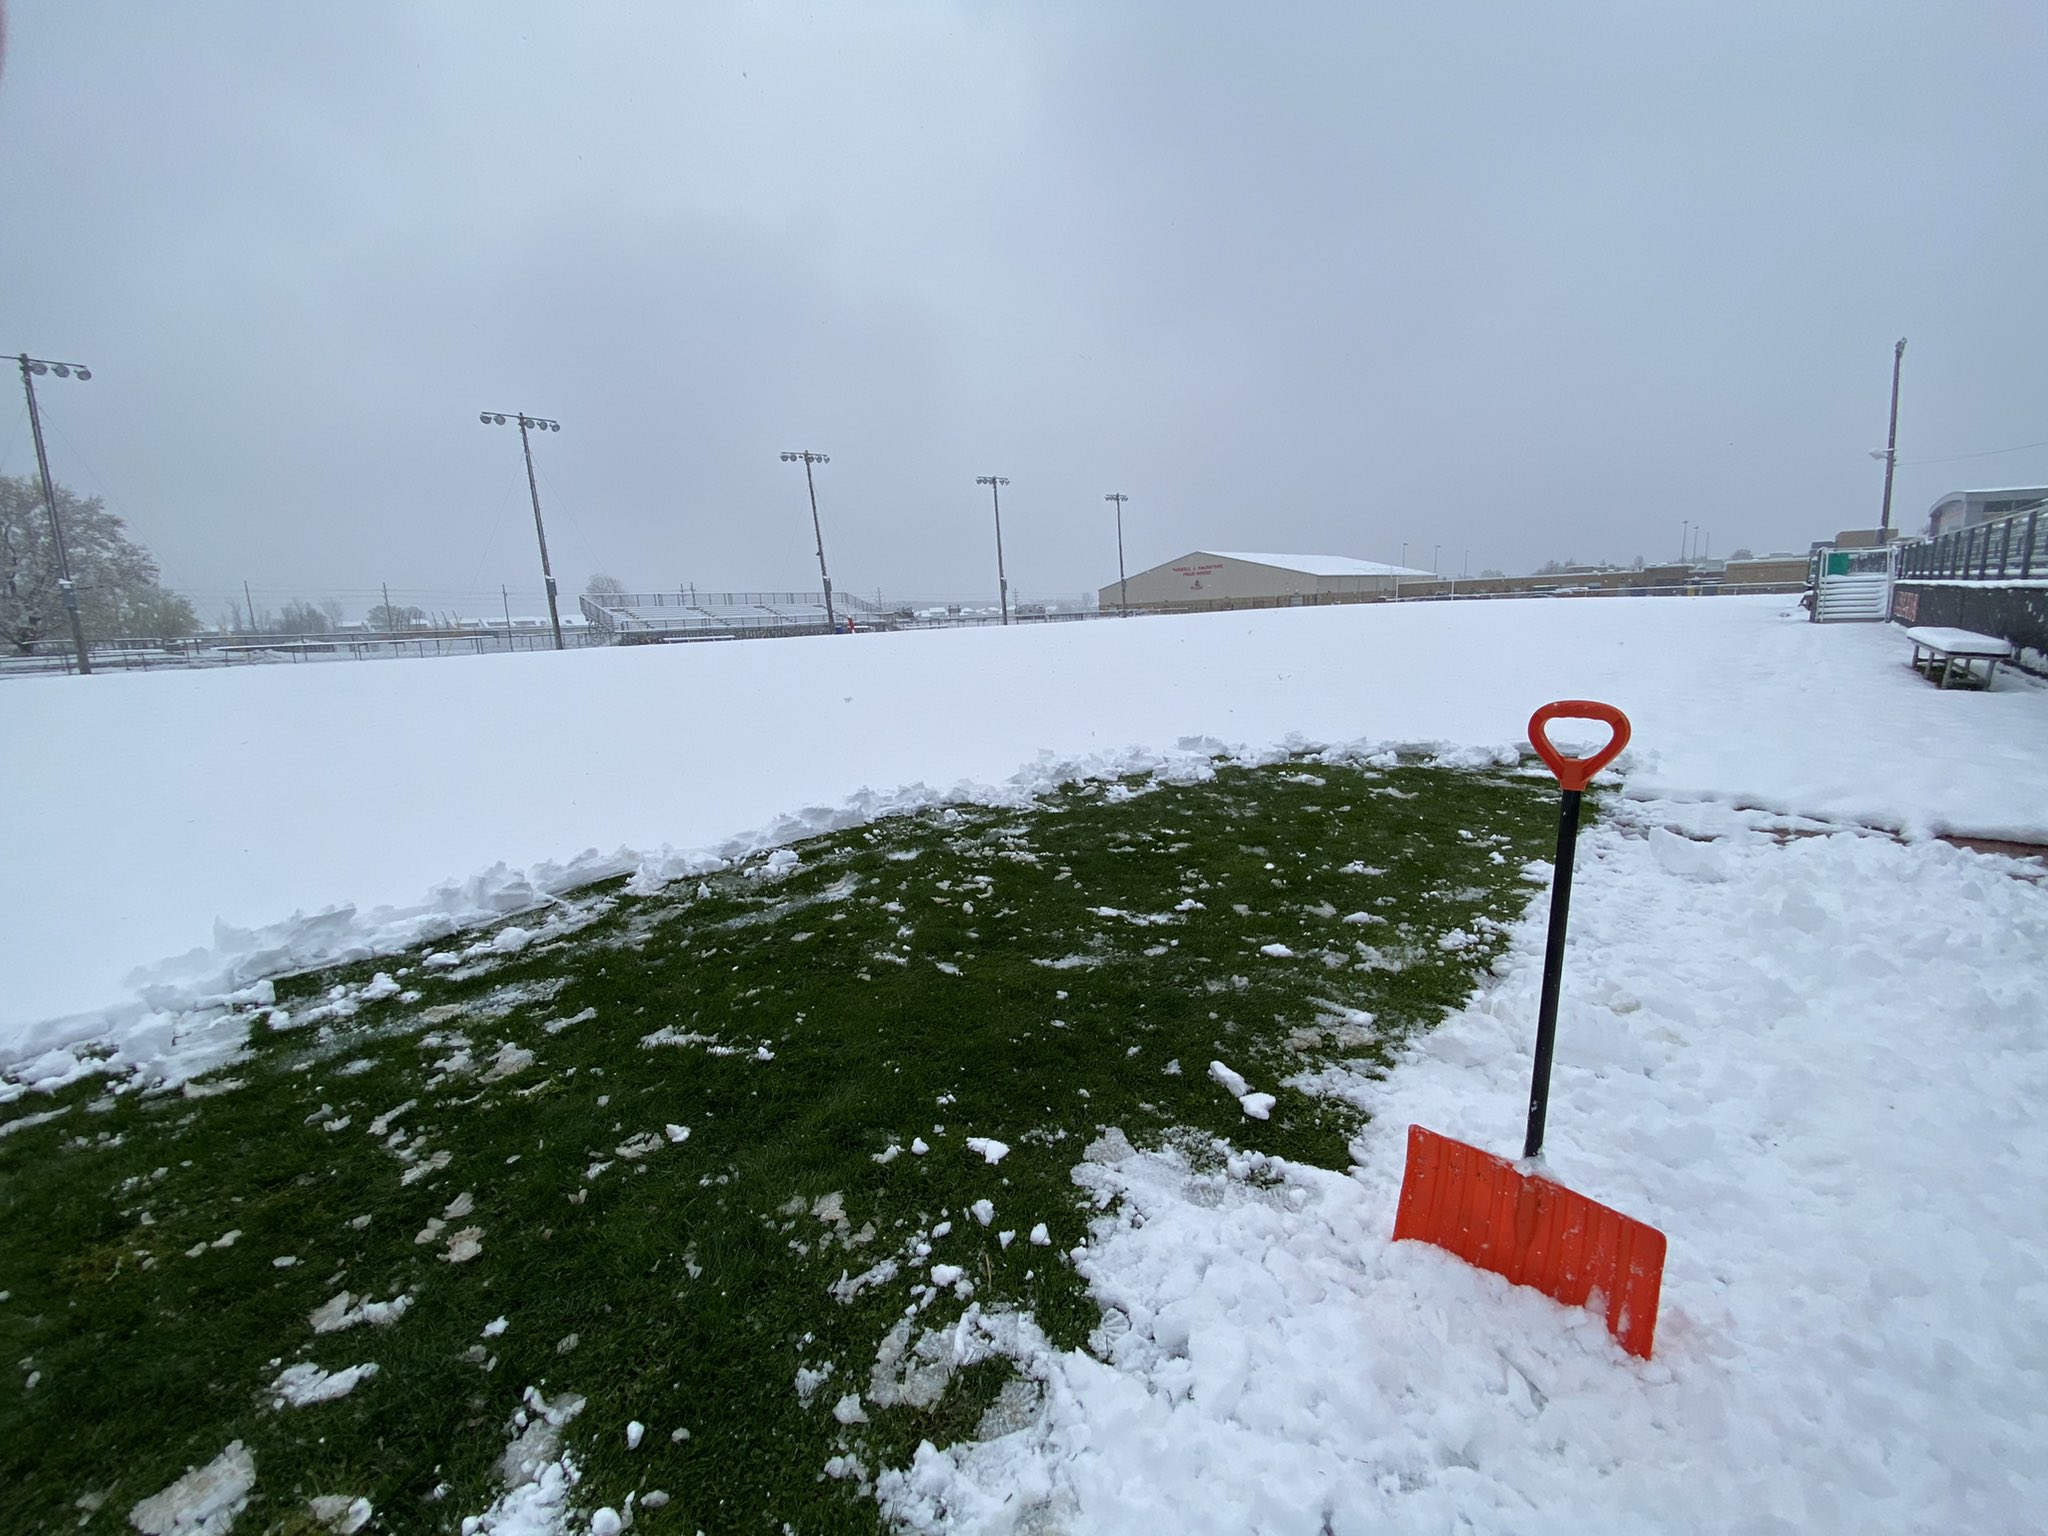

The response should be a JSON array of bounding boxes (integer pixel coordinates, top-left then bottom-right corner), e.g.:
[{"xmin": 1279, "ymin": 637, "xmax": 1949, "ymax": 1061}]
[
  {"xmin": 5, "ymin": 594, "xmax": 2046, "ymax": 1532},
  {"xmin": 4, "ymin": 595, "xmax": 2043, "ymax": 1073}
]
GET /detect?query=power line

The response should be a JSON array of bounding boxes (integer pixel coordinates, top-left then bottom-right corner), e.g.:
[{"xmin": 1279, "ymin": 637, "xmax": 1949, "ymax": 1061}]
[{"xmin": 1899, "ymin": 437, "xmax": 2048, "ymax": 467}]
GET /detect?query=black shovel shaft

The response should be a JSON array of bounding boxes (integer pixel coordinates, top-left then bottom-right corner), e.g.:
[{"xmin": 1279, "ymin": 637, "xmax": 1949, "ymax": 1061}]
[{"xmin": 1523, "ymin": 787, "xmax": 1582, "ymax": 1159}]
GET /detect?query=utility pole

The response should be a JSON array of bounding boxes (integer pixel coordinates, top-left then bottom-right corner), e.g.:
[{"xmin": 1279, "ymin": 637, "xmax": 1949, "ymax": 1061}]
[
  {"xmin": 244, "ymin": 581, "xmax": 257, "ymax": 635},
  {"xmin": 501, "ymin": 584, "xmax": 513, "ymax": 645},
  {"xmin": 779, "ymin": 450, "xmax": 836, "ymax": 630},
  {"xmin": 977, "ymin": 476, "xmax": 1011, "ymax": 624},
  {"xmin": 480, "ymin": 411, "xmax": 565, "ymax": 650},
  {"xmin": 1878, "ymin": 337, "xmax": 1907, "ymax": 536},
  {"xmin": 15, "ymin": 353, "xmax": 94, "ymax": 674},
  {"xmin": 382, "ymin": 582, "xmax": 394, "ymax": 641},
  {"xmin": 1105, "ymin": 493, "xmax": 1130, "ymax": 615}
]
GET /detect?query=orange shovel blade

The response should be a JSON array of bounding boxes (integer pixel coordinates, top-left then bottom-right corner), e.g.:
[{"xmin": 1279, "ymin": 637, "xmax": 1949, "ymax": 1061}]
[{"xmin": 1393, "ymin": 1124, "xmax": 1666, "ymax": 1359}]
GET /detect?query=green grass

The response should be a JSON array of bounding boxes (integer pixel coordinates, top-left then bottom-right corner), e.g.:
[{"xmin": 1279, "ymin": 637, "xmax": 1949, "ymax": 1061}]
[{"xmin": 0, "ymin": 755, "xmax": 1565, "ymax": 1533}]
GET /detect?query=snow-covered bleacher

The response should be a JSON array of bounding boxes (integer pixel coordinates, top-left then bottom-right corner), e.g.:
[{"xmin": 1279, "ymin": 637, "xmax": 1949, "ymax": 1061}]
[{"xmin": 579, "ymin": 590, "xmax": 885, "ymax": 643}]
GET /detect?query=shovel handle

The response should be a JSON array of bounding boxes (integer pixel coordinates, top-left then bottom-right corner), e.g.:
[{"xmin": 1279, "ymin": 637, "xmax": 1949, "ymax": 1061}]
[
  {"xmin": 1528, "ymin": 701, "xmax": 1631, "ymax": 792},
  {"xmin": 1522, "ymin": 700, "xmax": 1629, "ymax": 1160}
]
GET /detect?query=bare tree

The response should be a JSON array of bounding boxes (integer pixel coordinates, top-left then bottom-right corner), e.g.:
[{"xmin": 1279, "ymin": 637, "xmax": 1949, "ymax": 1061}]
[
  {"xmin": 366, "ymin": 602, "xmax": 428, "ymax": 632},
  {"xmin": 279, "ymin": 599, "xmax": 332, "ymax": 634},
  {"xmin": 585, "ymin": 572, "xmax": 627, "ymax": 598}
]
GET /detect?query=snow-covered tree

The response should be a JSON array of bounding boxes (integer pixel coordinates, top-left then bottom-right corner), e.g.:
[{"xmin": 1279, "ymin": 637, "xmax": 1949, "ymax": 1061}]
[{"xmin": 0, "ymin": 474, "xmax": 196, "ymax": 651}]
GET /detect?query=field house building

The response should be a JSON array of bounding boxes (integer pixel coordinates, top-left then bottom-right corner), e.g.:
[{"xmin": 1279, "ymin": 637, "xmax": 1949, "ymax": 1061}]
[{"xmin": 1102, "ymin": 551, "xmax": 1433, "ymax": 611}]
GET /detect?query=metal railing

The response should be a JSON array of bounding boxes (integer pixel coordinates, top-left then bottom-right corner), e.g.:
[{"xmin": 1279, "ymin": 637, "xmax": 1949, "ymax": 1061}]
[
  {"xmin": 0, "ymin": 626, "xmax": 601, "ymax": 678},
  {"xmin": 1899, "ymin": 507, "xmax": 2045, "ymax": 582}
]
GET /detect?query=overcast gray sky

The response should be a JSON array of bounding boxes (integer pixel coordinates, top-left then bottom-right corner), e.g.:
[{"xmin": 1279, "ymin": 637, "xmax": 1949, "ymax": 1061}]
[{"xmin": 3, "ymin": 2, "xmax": 2044, "ymax": 616}]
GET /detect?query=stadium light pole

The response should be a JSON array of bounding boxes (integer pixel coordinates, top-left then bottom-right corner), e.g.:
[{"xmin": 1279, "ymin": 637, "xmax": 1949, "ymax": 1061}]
[
  {"xmin": 780, "ymin": 450, "xmax": 836, "ymax": 630},
  {"xmin": 977, "ymin": 476, "xmax": 1011, "ymax": 625},
  {"xmin": 479, "ymin": 411, "xmax": 565, "ymax": 650},
  {"xmin": 1875, "ymin": 337, "xmax": 1907, "ymax": 536},
  {"xmin": 1105, "ymin": 493, "xmax": 1130, "ymax": 615},
  {"xmin": 16, "ymin": 353, "xmax": 95, "ymax": 675}
]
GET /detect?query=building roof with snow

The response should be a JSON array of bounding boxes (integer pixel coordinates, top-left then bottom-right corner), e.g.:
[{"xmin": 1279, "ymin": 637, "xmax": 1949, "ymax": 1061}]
[{"xmin": 1203, "ymin": 552, "xmax": 1435, "ymax": 578}]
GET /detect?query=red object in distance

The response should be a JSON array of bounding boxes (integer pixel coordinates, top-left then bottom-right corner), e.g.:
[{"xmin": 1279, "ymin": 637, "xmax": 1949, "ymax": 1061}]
[{"xmin": 1528, "ymin": 700, "xmax": 1631, "ymax": 792}]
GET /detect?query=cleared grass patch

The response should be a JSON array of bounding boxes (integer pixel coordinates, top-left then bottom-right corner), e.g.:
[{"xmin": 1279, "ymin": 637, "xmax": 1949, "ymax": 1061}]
[{"xmin": 1, "ymin": 754, "xmax": 1564, "ymax": 1532}]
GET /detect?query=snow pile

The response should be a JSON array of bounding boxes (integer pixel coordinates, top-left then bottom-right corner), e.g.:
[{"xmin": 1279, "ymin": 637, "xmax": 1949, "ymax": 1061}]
[
  {"xmin": 461, "ymin": 1386, "xmax": 587, "ymax": 1535},
  {"xmin": 878, "ymin": 802, "xmax": 2048, "ymax": 1532},
  {"xmin": 5, "ymin": 598, "xmax": 2046, "ymax": 1082}
]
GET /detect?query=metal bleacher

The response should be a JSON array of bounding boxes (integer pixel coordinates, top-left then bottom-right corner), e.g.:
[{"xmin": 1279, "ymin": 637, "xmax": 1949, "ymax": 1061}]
[{"xmin": 579, "ymin": 590, "xmax": 888, "ymax": 644}]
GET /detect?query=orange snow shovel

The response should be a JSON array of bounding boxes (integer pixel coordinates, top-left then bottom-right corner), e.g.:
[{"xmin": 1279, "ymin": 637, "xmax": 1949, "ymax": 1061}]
[{"xmin": 1392, "ymin": 700, "xmax": 1667, "ymax": 1359}]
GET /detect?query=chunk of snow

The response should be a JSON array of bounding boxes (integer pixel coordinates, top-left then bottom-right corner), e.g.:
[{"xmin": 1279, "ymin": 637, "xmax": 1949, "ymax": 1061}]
[
  {"xmin": 971, "ymin": 1199, "xmax": 996, "ymax": 1226},
  {"xmin": 1207, "ymin": 1060, "xmax": 1250, "ymax": 1098},
  {"xmin": 965, "ymin": 1136, "xmax": 1010, "ymax": 1164},
  {"xmin": 270, "ymin": 1360, "xmax": 378, "ymax": 1408},
  {"xmin": 307, "ymin": 1494, "xmax": 374, "ymax": 1535},
  {"xmin": 1028, "ymin": 1223, "xmax": 1051, "ymax": 1247},
  {"xmin": 309, "ymin": 1290, "xmax": 412, "ymax": 1334},
  {"xmin": 128, "ymin": 1441, "xmax": 256, "ymax": 1536}
]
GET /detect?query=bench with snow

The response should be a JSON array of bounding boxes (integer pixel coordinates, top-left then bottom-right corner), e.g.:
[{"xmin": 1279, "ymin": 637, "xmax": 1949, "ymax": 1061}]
[{"xmin": 1903, "ymin": 626, "xmax": 2013, "ymax": 690}]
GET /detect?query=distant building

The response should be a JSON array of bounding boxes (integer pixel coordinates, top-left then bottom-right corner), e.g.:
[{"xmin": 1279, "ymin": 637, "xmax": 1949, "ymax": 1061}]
[
  {"xmin": 1926, "ymin": 487, "xmax": 2048, "ymax": 539},
  {"xmin": 1102, "ymin": 550, "xmax": 1433, "ymax": 611}
]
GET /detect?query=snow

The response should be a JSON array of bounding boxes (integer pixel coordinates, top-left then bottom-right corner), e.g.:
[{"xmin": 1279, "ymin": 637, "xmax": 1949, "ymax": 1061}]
[
  {"xmin": 1204, "ymin": 551, "xmax": 1433, "ymax": 578},
  {"xmin": 6, "ymin": 597, "xmax": 2045, "ymax": 1088},
  {"xmin": 270, "ymin": 1360, "xmax": 379, "ymax": 1408},
  {"xmin": 128, "ymin": 1440, "xmax": 256, "ymax": 1536},
  {"xmin": 965, "ymin": 1137, "xmax": 1010, "ymax": 1164},
  {"xmin": 309, "ymin": 1290, "xmax": 412, "ymax": 1334},
  {"xmin": 874, "ymin": 799, "xmax": 2048, "ymax": 1532},
  {"xmin": 307, "ymin": 1495, "xmax": 374, "ymax": 1535},
  {"xmin": 1902, "ymin": 625, "xmax": 2014, "ymax": 656},
  {"xmin": 3, "ymin": 595, "xmax": 2046, "ymax": 1530}
]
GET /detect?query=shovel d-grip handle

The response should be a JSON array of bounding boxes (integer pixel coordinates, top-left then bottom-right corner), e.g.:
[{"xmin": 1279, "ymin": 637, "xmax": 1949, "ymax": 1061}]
[
  {"xmin": 1528, "ymin": 700, "xmax": 1631, "ymax": 792},
  {"xmin": 1523, "ymin": 700, "xmax": 1631, "ymax": 1160}
]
